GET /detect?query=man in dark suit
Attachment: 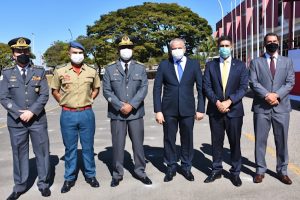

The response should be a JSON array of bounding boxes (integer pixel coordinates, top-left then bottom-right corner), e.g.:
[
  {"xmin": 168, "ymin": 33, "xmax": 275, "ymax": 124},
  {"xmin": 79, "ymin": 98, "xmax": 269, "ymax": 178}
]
[
  {"xmin": 0, "ymin": 37, "xmax": 51, "ymax": 199},
  {"xmin": 203, "ymin": 35, "xmax": 248, "ymax": 187},
  {"xmin": 103, "ymin": 36, "xmax": 152, "ymax": 187},
  {"xmin": 153, "ymin": 38, "xmax": 205, "ymax": 182},
  {"xmin": 249, "ymin": 33, "xmax": 295, "ymax": 185}
]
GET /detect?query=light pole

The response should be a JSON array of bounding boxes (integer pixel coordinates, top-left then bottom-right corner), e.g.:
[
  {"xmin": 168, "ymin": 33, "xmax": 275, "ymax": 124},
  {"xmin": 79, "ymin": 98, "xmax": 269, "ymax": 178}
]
[
  {"xmin": 68, "ymin": 28, "xmax": 73, "ymax": 41},
  {"xmin": 31, "ymin": 33, "xmax": 35, "ymax": 56},
  {"xmin": 217, "ymin": 0, "xmax": 224, "ymax": 36}
]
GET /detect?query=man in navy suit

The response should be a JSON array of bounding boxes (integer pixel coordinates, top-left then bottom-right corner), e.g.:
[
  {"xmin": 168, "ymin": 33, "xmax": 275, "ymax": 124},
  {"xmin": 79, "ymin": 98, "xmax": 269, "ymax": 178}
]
[
  {"xmin": 203, "ymin": 36, "xmax": 248, "ymax": 187},
  {"xmin": 153, "ymin": 38, "xmax": 205, "ymax": 182}
]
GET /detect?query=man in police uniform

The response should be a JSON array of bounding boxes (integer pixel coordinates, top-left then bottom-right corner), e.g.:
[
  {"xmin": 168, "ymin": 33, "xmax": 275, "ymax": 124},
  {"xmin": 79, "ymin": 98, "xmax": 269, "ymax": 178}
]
[
  {"xmin": 103, "ymin": 35, "xmax": 152, "ymax": 187},
  {"xmin": 0, "ymin": 37, "xmax": 51, "ymax": 199},
  {"xmin": 50, "ymin": 41, "xmax": 101, "ymax": 193}
]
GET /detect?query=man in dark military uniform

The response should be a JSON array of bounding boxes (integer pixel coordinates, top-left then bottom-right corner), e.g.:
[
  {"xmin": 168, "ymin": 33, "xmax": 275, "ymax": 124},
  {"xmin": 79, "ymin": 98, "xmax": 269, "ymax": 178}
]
[
  {"xmin": 103, "ymin": 35, "xmax": 152, "ymax": 187},
  {"xmin": 50, "ymin": 41, "xmax": 101, "ymax": 193},
  {"xmin": 0, "ymin": 37, "xmax": 51, "ymax": 199}
]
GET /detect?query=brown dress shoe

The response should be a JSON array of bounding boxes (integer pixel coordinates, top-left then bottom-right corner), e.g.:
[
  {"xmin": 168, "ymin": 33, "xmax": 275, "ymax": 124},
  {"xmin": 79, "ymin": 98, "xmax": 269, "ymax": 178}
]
[
  {"xmin": 279, "ymin": 175, "xmax": 292, "ymax": 185},
  {"xmin": 253, "ymin": 174, "xmax": 265, "ymax": 183}
]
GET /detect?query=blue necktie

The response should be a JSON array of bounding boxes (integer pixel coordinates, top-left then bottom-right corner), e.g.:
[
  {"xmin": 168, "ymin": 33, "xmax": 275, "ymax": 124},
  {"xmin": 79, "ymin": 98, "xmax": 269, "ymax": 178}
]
[{"xmin": 176, "ymin": 60, "xmax": 183, "ymax": 81}]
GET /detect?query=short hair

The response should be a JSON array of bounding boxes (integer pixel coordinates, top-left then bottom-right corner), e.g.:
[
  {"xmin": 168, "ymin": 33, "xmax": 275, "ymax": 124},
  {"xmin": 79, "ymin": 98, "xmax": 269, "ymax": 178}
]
[
  {"xmin": 169, "ymin": 38, "xmax": 186, "ymax": 48},
  {"xmin": 217, "ymin": 35, "xmax": 232, "ymax": 46},
  {"xmin": 264, "ymin": 33, "xmax": 280, "ymax": 44}
]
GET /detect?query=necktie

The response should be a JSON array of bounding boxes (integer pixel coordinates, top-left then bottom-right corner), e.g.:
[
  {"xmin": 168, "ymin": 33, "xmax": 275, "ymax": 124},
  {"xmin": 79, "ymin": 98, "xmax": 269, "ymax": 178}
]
[
  {"xmin": 221, "ymin": 60, "xmax": 230, "ymax": 96},
  {"xmin": 125, "ymin": 63, "xmax": 128, "ymax": 75},
  {"xmin": 176, "ymin": 60, "xmax": 183, "ymax": 81},
  {"xmin": 270, "ymin": 56, "xmax": 276, "ymax": 78},
  {"xmin": 22, "ymin": 68, "xmax": 26, "ymax": 81}
]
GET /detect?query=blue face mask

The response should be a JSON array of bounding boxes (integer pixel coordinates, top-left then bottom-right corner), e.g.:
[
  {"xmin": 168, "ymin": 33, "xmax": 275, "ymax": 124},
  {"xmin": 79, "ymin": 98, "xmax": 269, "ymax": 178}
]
[{"xmin": 219, "ymin": 47, "xmax": 231, "ymax": 59}]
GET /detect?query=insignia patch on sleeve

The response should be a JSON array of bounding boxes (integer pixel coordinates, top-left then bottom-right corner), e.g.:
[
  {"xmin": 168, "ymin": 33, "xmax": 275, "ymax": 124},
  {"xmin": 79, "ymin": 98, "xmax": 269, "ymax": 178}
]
[{"xmin": 7, "ymin": 103, "xmax": 12, "ymax": 109}]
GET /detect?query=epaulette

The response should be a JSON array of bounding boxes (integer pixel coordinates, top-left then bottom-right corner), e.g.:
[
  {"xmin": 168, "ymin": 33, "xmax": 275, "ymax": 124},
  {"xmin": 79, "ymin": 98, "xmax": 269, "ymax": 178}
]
[
  {"xmin": 85, "ymin": 64, "xmax": 97, "ymax": 70},
  {"xmin": 2, "ymin": 66, "xmax": 15, "ymax": 71},
  {"xmin": 55, "ymin": 63, "xmax": 68, "ymax": 69},
  {"xmin": 136, "ymin": 61, "xmax": 145, "ymax": 66},
  {"xmin": 32, "ymin": 65, "xmax": 44, "ymax": 69},
  {"xmin": 106, "ymin": 61, "xmax": 116, "ymax": 67}
]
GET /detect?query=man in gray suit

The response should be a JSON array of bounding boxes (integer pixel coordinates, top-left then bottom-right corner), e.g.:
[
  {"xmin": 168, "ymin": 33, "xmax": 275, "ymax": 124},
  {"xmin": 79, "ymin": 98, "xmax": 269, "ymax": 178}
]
[
  {"xmin": 249, "ymin": 33, "xmax": 295, "ymax": 185},
  {"xmin": 0, "ymin": 37, "xmax": 50, "ymax": 199},
  {"xmin": 102, "ymin": 35, "xmax": 152, "ymax": 187}
]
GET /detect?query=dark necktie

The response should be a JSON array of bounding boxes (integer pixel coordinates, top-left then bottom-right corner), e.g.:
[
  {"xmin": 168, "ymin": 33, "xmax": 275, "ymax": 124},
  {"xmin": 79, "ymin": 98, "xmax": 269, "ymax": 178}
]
[
  {"xmin": 22, "ymin": 68, "xmax": 26, "ymax": 81},
  {"xmin": 270, "ymin": 56, "xmax": 276, "ymax": 78},
  {"xmin": 125, "ymin": 63, "xmax": 128, "ymax": 75}
]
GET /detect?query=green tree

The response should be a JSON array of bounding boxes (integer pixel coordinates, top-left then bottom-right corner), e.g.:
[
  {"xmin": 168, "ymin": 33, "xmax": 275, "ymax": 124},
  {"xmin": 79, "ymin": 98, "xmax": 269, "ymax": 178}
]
[
  {"xmin": 86, "ymin": 2, "xmax": 212, "ymax": 64},
  {"xmin": 195, "ymin": 36, "xmax": 218, "ymax": 68},
  {"xmin": 43, "ymin": 41, "xmax": 69, "ymax": 67},
  {"xmin": 0, "ymin": 43, "xmax": 14, "ymax": 72}
]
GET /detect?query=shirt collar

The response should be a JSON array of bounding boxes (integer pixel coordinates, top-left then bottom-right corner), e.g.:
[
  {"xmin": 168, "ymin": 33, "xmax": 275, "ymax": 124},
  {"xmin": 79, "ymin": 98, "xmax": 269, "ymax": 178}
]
[
  {"xmin": 265, "ymin": 52, "xmax": 278, "ymax": 59},
  {"xmin": 17, "ymin": 64, "xmax": 29, "ymax": 72},
  {"xmin": 220, "ymin": 56, "xmax": 232, "ymax": 64},
  {"xmin": 173, "ymin": 56, "xmax": 186, "ymax": 63},
  {"xmin": 120, "ymin": 60, "xmax": 131, "ymax": 67}
]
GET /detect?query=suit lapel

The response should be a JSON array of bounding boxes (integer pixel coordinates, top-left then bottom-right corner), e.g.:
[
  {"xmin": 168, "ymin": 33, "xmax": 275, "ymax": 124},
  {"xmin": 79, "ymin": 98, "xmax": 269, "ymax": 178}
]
[
  {"xmin": 13, "ymin": 66, "xmax": 24, "ymax": 83},
  {"xmin": 262, "ymin": 54, "xmax": 273, "ymax": 80},
  {"xmin": 168, "ymin": 59, "xmax": 178, "ymax": 84},
  {"xmin": 225, "ymin": 59, "xmax": 235, "ymax": 94},
  {"xmin": 274, "ymin": 56, "xmax": 283, "ymax": 80},
  {"xmin": 116, "ymin": 61, "xmax": 125, "ymax": 76},
  {"xmin": 25, "ymin": 66, "xmax": 35, "ymax": 84},
  {"xmin": 180, "ymin": 58, "xmax": 191, "ymax": 83},
  {"xmin": 127, "ymin": 61, "xmax": 136, "ymax": 78},
  {"xmin": 215, "ymin": 58, "xmax": 222, "ymax": 87}
]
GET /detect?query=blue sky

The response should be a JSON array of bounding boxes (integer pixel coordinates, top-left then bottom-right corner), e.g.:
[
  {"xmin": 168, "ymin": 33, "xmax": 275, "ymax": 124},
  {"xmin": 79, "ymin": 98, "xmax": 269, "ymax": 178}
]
[{"xmin": 0, "ymin": 0, "xmax": 232, "ymax": 64}]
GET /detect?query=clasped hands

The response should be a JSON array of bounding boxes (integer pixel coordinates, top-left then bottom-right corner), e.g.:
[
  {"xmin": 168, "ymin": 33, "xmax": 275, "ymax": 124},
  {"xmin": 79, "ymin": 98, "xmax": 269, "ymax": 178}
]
[
  {"xmin": 216, "ymin": 99, "xmax": 232, "ymax": 113},
  {"xmin": 19, "ymin": 110, "xmax": 34, "ymax": 122},
  {"xmin": 265, "ymin": 93, "xmax": 279, "ymax": 106},
  {"xmin": 120, "ymin": 102, "xmax": 133, "ymax": 115}
]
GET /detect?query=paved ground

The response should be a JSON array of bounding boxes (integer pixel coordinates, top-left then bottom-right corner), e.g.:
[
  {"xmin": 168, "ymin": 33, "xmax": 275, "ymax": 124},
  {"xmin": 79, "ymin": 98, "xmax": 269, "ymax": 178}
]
[{"xmin": 0, "ymin": 80, "xmax": 299, "ymax": 200}]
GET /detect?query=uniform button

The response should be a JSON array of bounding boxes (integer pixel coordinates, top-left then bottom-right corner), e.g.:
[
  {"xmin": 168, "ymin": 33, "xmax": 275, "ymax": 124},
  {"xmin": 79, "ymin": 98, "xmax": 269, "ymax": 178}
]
[
  {"xmin": 127, "ymin": 94, "xmax": 129, "ymax": 96},
  {"xmin": 25, "ymin": 92, "xmax": 28, "ymax": 95},
  {"xmin": 126, "ymin": 86, "xmax": 128, "ymax": 89},
  {"xmin": 26, "ymin": 99, "xmax": 29, "ymax": 102},
  {"xmin": 12, "ymin": 85, "xmax": 14, "ymax": 87}
]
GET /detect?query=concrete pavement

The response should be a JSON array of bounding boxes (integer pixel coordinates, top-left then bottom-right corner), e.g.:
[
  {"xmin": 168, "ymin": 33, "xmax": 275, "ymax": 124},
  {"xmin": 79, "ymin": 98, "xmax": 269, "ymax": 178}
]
[{"xmin": 0, "ymin": 80, "xmax": 299, "ymax": 200}]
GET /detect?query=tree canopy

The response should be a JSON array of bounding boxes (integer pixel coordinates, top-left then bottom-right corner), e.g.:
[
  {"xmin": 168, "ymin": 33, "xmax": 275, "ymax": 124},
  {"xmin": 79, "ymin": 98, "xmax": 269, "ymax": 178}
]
[
  {"xmin": 87, "ymin": 2, "xmax": 212, "ymax": 64},
  {"xmin": 43, "ymin": 2, "xmax": 213, "ymax": 68},
  {"xmin": 0, "ymin": 43, "xmax": 14, "ymax": 71}
]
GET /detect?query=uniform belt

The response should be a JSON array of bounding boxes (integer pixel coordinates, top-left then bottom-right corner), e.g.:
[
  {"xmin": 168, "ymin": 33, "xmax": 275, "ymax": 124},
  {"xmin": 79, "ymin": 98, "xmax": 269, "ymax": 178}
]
[{"xmin": 62, "ymin": 105, "xmax": 92, "ymax": 112}]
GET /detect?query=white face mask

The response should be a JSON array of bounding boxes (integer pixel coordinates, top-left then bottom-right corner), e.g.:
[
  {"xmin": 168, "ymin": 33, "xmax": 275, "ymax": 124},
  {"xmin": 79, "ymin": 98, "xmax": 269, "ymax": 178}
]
[
  {"xmin": 120, "ymin": 49, "xmax": 133, "ymax": 61},
  {"xmin": 70, "ymin": 53, "xmax": 84, "ymax": 64},
  {"xmin": 171, "ymin": 49, "xmax": 184, "ymax": 61}
]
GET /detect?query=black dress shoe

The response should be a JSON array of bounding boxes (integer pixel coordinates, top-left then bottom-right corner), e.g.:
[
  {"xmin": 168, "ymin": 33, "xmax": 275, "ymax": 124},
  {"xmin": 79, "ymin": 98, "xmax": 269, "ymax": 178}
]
[
  {"xmin": 182, "ymin": 170, "xmax": 195, "ymax": 181},
  {"xmin": 39, "ymin": 188, "xmax": 51, "ymax": 197},
  {"xmin": 85, "ymin": 177, "xmax": 100, "ymax": 188},
  {"xmin": 231, "ymin": 175, "xmax": 242, "ymax": 187},
  {"xmin": 139, "ymin": 176, "xmax": 152, "ymax": 185},
  {"xmin": 204, "ymin": 172, "xmax": 222, "ymax": 183},
  {"xmin": 61, "ymin": 180, "xmax": 75, "ymax": 193},
  {"xmin": 164, "ymin": 171, "xmax": 176, "ymax": 182},
  {"xmin": 110, "ymin": 177, "xmax": 123, "ymax": 187},
  {"xmin": 7, "ymin": 192, "xmax": 23, "ymax": 200}
]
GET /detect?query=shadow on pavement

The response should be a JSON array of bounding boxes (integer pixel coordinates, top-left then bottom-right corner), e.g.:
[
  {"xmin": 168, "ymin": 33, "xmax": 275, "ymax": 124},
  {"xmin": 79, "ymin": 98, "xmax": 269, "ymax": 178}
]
[
  {"xmin": 27, "ymin": 154, "xmax": 59, "ymax": 191},
  {"xmin": 200, "ymin": 143, "xmax": 278, "ymax": 180},
  {"xmin": 97, "ymin": 147, "xmax": 135, "ymax": 178}
]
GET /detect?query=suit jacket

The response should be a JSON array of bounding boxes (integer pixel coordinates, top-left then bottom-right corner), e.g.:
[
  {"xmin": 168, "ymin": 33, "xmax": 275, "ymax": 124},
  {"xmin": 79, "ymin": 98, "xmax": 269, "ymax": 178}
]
[
  {"xmin": 204, "ymin": 58, "xmax": 248, "ymax": 118},
  {"xmin": 102, "ymin": 60, "xmax": 148, "ymax": 120},
  {"xmin": 153, "ymin": 57, "xmax": 205, "ymax": 117},
  {"xmin": 0, "ymin": 65, "xmax": 49, "ymax": 127},
  {"xmin": 249, "ymin": 54, "xmax": 295, "ymax": 113}
]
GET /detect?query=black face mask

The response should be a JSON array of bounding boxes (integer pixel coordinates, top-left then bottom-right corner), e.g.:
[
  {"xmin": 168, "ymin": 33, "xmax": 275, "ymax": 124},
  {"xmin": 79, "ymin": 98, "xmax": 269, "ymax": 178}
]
[
  {"xmin": 16, "ymin": 54, "xmax": 30, "ymax": 65},
  {"xmin": 265, "ymin": 43, "xmax": 279, "ymax": 53}
]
